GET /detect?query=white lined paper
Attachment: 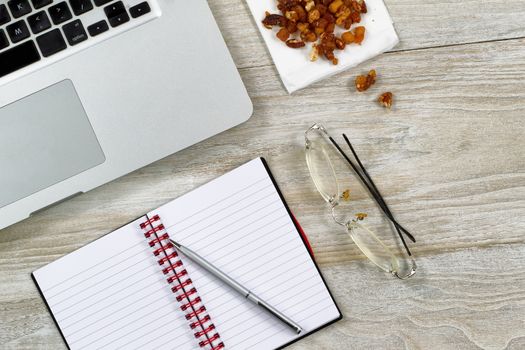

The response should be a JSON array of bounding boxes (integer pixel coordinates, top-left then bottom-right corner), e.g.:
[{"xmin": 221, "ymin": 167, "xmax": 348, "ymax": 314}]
[
  {"xmin": 152, "ymin": 158, "xmax": 340, "ymax": 349},
  {"xmin": 33, "ymin": 218, "xmax": 195, "ymax": 350},
  {"xmin": 33, "ymin": 158, "xmax": 340, "ymax": 350}
]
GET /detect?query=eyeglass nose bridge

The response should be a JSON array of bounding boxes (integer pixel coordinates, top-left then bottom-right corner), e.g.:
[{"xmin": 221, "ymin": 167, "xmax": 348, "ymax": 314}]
[{"xmin": 330, "ymin": 203, "xmax": 348, "ymax": 227}]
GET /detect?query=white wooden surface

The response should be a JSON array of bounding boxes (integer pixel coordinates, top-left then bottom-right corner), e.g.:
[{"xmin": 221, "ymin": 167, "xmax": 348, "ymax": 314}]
[{"xmin": 1, "ymin": 0, "xmax": 525, "ymax": 349}]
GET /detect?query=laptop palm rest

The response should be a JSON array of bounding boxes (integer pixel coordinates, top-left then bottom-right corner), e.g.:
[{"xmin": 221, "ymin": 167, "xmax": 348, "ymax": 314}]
[{"xmin": 0, "ymin": 80, "xmax": 105, "ymax": 209}]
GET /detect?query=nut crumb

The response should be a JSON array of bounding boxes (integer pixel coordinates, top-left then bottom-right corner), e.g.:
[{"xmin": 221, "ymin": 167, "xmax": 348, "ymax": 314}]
[
  {"xmin": 309, "ymin": 45, "xmax": 319, "ymax": 61},
  {"xmin": 378, "ymin": 92, "xmax": 393, "ymax": 108},
  {"xmin": 355, "ymin": 213, "xmax": 368, "ymax": 220},
  {"xmin": 355, "ymin": 69, "xmax": 376, "ymax": 92},
  {"xmin": 286, "ymin": 39, "xmax": 306, "ymax": 48}
]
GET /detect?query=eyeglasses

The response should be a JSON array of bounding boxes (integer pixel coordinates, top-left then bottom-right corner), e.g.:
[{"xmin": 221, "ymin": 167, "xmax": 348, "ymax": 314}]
[{"xmin": 305, "ymin": 123, "xmax": 417, "ymax": 279}]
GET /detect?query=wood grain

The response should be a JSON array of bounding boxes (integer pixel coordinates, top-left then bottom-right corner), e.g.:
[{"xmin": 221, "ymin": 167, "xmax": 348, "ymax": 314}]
[{"xmin": 1, "ymin": 0, "xmax": 525, "ymax": 349}]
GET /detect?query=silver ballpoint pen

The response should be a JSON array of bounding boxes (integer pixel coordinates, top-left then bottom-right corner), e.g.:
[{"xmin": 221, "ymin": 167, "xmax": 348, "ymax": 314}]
[{"xmin": 169, "ymin": 239, "xmax": 303, "ymax": 334}]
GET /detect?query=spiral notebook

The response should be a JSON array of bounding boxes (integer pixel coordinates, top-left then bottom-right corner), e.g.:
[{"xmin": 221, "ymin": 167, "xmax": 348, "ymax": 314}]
[{"xmin": 32, "ymin": 158, "xmax": 341, "ymax": 350}]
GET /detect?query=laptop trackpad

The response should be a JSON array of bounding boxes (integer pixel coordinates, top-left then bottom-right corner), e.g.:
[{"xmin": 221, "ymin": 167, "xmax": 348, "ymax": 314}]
[{"xmin": 0, "ymin": 80, "xmax": 105, "ymax": 208}]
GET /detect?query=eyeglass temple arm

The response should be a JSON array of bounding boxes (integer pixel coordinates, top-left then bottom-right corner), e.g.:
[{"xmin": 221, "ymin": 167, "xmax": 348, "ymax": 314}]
[
  {"xmin": 328, "ymin": 137, "xmax": 415, "ymax": 254},
  {"xmin": 342, "ymin": 134, "xmax": 413, "ymax": 256}
]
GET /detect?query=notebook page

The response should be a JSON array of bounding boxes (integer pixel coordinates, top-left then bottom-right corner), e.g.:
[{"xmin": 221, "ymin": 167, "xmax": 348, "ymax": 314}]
[
  {"xmin": 151, "ymin": 158, "xmax": 340, "ymax": 349},
  {"xmin": 33, "ymin": 217, "xmax": 197, "ymax": 350}
]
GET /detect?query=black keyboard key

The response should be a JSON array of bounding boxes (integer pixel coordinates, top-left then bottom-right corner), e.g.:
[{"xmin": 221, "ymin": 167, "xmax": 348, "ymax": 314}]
[
  {"xmin": 31, "ymin": 0, "xmax": 53, "ymax": 9},
  {"xmin": 129, "ymin": 1, "xmax": 149, "ymax": 18},
  {"xmin": 108, "ymin": 11, "xmax": 128, "ymax": 27},
  {"xmin": 69, "ymin": 0, "xmax": 92, "ymax": 16},
  {"xmin": 6, "ymin": 20, "xmax": 30, "ymax": 43},
  {"xmin": 0, "ymin": 30, "xmax": 9, "ymax": 50},
  {"xmin": 36, "ymin": 28, "xmax": 66, "ymax": 57},
  {"xmin": 48, "ymin": 2, "xmax": 72, "ymax": 25},
  {"xmin": 104, "ymin": 1, "xmax": 124, "ymax": 18},
  {"xmin": 8, "ymin": 0, "xmax": 32, "ymax": 18},
  {"xmin": 0, "ymin": 40, "xmax": 40, "ymax": 78},
  {"xmin": 87, "ymin": 19, "xmax": 108, "ymax": 36},
  {"xmin": 28, "ymin": 11, "xmax": 51, "ymax": 34},
  {"xmin": 93, "ymin": 0, "xmax": 111, "ymax": 6},
  {"xmin": 104, "ymin": 2, "xmax": 128, "ymax": 28},
  {"xmin": 63, "ymin": 19, "xmax": 87, "ymax": 45},
  {"xmin": 0, "ymin": 4, "xmax": 11, "ymax": 26}
]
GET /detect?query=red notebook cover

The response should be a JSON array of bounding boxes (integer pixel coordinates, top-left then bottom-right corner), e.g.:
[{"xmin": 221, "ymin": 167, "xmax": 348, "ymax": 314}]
[{"xmin": 291, "ymin": 213, "xmax": 315, "ymax": 259}]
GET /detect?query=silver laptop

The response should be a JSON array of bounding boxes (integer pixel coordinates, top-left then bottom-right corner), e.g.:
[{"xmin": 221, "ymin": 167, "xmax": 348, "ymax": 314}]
[{"xmin": 0, "ymin": 0, "xmax": 252, "ymax": 229}]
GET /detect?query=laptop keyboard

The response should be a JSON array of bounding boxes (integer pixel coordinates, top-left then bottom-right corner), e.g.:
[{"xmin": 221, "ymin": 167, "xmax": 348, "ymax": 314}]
[{"xmin": 0, "ymin": 0, "xmax": 158, "ymax": 80}]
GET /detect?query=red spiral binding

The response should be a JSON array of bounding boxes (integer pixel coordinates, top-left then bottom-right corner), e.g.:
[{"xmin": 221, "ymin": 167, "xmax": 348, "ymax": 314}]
[
  {"xmin": 167, "ymin": 269, "xmax": 188, "ymax": 283},
  {"xmin": 190, "ymin": 315, "xmax": 211, "ymax": 329},
  {"xmin": 162, "ymin": 261, "xmax": 183, "ymax": 274},
  {"xmin": 177, "ymin": 287, "xmax": 197, "ymax": 302},
  {"xmin": 181, "ymin": 297, "xmax": 202, "ymax": 311},
  {"xmin": 140, "ymin": 216, "xmax": 224, "ymax": 350},
  {"xmin": 144, "ymin": 224, "xmax": 165, "ymax": 238},
  {"xmin": 185, "ymin": 305, "xmax": 206, "ymax": 320},
  {"xmin": 158, "ymin": 251, "xmax": 178, "ymax": 265},
  {"xmin": 172, "ymin": 279, "xmax": 193, "ymax": 293},
  {"xmin": 140, "ymin": 214, "xmax": 160, "ymax": 229},
  {"xmin": 199, "ymin": 334, "xmax": 221, "ymax": 347},
  {"xmin": 149, "ymin": 233, "xmax": 169, "ymax": 247},
  {"xmin": 153, "ymin": 242, "xmax": 173, "ymax": 256},
  {"xmin": 195, "ymin": 324, "xmax": 215, "ymax": 338}
]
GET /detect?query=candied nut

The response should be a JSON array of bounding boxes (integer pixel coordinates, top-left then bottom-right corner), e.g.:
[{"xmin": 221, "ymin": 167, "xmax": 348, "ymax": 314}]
[
  {"xmin": 343, "ymin": 17, "xmax": 353, "ymax": 29},
  {"xmin": 308, "ymin": 8, "xmax": 321, "ymax": 23},
  {"xmin": 297, "ymin": 22, "xmax": 309, "ymax": 33},
  {"xmin": 341, "ymin": 189, "xmax": 351, "ymax": 201},
  {"xmin": 286, "ymin": 39, "xmax": 306, "ymax": 48},
  {"xmin": 276, "ymin": 28, "xmax": 290, "ymax": 42},
  {"xmin": 315, "ymin": 4, "xmax": 327, "ymax": 16},
  {"xmin": 350, "ymin": 11, "xmax": 361, "ymax": 23},
  {"xmin": 335, "ymin": 3, "xmax": 352, "ymax": 27},
  {"xmin": 324, "ymin": 12, "xmax": 335, "ymax": 23},
  {"xmin": 285, "ymin": 10, "xmax": 299, "ymax": 21},
  {"xmin": 314, "ymin": 18, "xmax": 328, "ymax": 35},
  {"xmin": 356, "ymin": 0, "xmax": 367, "ymax": 13},
  {"xmin": 360, "ymin": 1, "xmax": 367, "ymax": 13},
  {"xmin": 353, "ymin": 26, "xmax": 366, "ymax": 44},
  {"xmin": 378, "ymin": 92, "xmax": 393, "ymax": 108},
  {"xmin": 329, "ymin": 0, "xmax": 343, "ymax": 13},
  {"xmin": 355, "ymin": 69, "xmax": 376, "ymax": 92},
  {"xmin": 355, "ymin": 75, "xmax": 367, "ymax": 91},
  {"xmin": 293, "ymin": 5, "xmax": 307, "ymax": 21},
  {"xmin": 286, "ymin": 20, "xmax": 297, "ymax": 33},
  {"xmin": 350, "ymin": 0, "xmax": 366, "ymax": 13},
  {"xmin": 341, "ymin": 30, "xmax": 355, "ymax": 44},
  {"xmin": 303, "ymin": 31, "xmax": 317, "ymax": 42},
  {"xmin": 335, "ymin": 37, "xmax": 345, "ymax": 50},
  {"xmin": 262, "ymin": 12, "xmax": 286, "ymax": 28},
  {"xmin": 263, "ymin": 0, "xmax": 369, "ymax": 65},
  {"xmin": 326, "ymin": 22, "xmax": 335, "ymax": 33},
  {"xmin": 305, "ymin": 0, "xmax": 315, "ymax": 11}
]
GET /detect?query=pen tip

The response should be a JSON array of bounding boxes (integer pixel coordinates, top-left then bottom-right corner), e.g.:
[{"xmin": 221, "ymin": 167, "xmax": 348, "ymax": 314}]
[{"xmin": 170, "ymin": 239, "xmax": 181, "ymax": 248}]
